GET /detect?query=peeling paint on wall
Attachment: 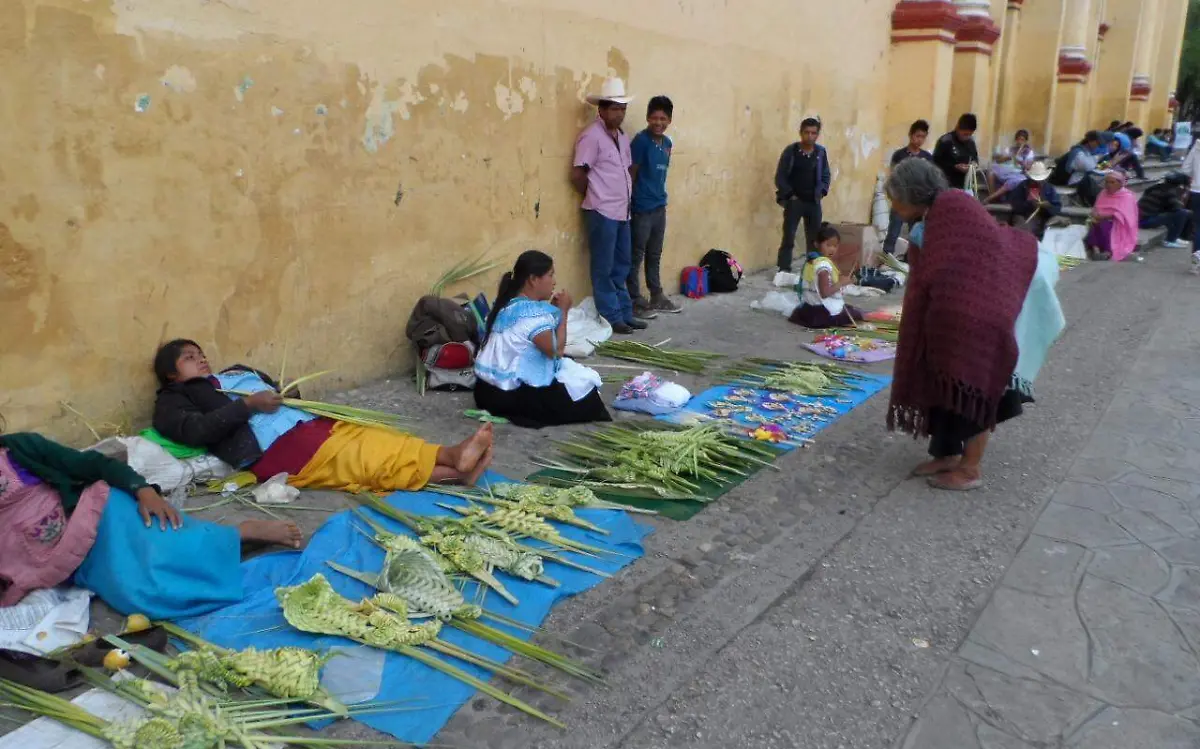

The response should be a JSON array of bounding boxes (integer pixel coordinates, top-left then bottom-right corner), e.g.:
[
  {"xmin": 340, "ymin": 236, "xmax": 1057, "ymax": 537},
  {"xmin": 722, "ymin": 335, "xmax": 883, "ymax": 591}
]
[
  {"xmin": 361, "ymin": 81, "xmax": 424, "ymax": 152},
  {"xmin": 160, "ymin": 65, "xmax": 197, "ymax": 93},
  {"xmin": 494, "ymin": 82, "xmax": 524, "ymax": 119},
  {"xmin": 134, "ymin": 93, "xmax": 151, "ymax": 112},
  {"xmin": 451, "ymin": 91, "xmax": 469, "ymax": 113},
  {"xmin": 234, "ymin": 76, "xmax": 254, "ymax": 102}
]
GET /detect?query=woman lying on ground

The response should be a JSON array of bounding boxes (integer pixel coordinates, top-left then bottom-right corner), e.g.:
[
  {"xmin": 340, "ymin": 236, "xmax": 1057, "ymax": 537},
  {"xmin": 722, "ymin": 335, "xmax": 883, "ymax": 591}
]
[
  {"xmin": 0, "ymin": 425, "xmax": 299, "ymax": 618},
  {"xmin": 474, "ymin": 250, "xmax": 610, "ymax": 428},
  {"xmin": 1085, "ymin": 170, "xmax": 1139, "ymax": 262},
  {"xmin": 884, "ymin": 158, "xmax": 1039, "ymax": 491},
  {"xmin": 152, "ymin": 340, "xmax": 493, "ymax": 490},
  {"xmin": 787, "ymin": 223, "xmax": 864, "ymax": 329}
]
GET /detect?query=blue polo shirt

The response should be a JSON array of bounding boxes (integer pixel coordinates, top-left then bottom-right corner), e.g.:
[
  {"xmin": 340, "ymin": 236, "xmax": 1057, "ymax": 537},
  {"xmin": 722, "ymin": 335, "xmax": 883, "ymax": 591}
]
[{"xmin": 631, "ymin": 130, "xmax": 672, "ymax": 214}]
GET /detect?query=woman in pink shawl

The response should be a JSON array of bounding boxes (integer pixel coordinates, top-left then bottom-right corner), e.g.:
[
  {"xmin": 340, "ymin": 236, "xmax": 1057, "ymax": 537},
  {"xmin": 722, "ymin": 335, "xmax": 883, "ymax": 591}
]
[{"xmin": 1085, "ymin": 170, "xmax": 1140, "ymax": 262}]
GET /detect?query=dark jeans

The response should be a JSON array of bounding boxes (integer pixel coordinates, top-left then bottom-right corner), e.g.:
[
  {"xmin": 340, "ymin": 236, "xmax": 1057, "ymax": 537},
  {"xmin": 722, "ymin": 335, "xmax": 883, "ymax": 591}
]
[
  {"xmin": 1140, "ymin": 209, "xmax": 1190, "ymax": 243},
  {"xmin": 1146, "ymin": 142, "xmax": 1173, "ymax": 160},
  {"xmin": 584, "ymin": 210, "xmax": 634, "ymax": 325},
  {"xmin": 628, "ymin": 206, "xmax": 667, "ymax": 301},
  {"xmin": 1010, "ymin": 210, "xmax": 1051, "ymax": 241},
  {"xmin": 1191, "ymin": 192, "xmax": 1200, "ymax": 249},
  {"xmin": 882, "ymin": 211, "xmax": 904, "ymax": 255},
  {"xmin": 777, "ymin": 198, "xmax": 822, "ymax": 271}
]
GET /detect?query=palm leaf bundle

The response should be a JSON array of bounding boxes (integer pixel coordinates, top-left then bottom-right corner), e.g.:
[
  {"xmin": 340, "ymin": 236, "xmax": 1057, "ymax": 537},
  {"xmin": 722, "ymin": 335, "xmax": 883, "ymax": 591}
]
[
  {"xmin": 433, "ymin": 481, "xmax": 659, "ymax": 515},
  {"xmin": 534, "ymin": 423, "xmax": 779, "ymax": 500},
  {"xmin": 719, "ymin": 358, "xmax": 865, "ymax": 396},
  {"xmin": 326, "ymin": 541, "xmax": 604, "ymax": 685},
  {"xmin": 592, "ymin": 340, "xmax": 724, "ymax": 374},
  {"xmin": 437, "ymin": 503, "xmax": 618, "ymax": 557},
  {"xmin": 825, "ymin": 326, "xmax": 899, "ymax": 343},
  {"xmin": 220, "ymin": 389, "xmax": 412, "ymax": 434},
  {"xmin": 1057, "ymin": 255, "xmax": 1082, "ymax": 270},
  {"xmin": 430, "ymin": 252, "xmax": 498, "ymax": 297},
  {"xmin": 276, "ymin": 574, "xmax": 566, "ymax": 728}
]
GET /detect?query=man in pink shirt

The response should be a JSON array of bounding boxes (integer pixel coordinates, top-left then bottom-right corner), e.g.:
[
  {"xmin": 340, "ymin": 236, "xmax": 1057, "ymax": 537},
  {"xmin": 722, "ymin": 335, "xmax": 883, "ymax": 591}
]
[{"xmin": 571, "ymin": 78, "xmax": 645, "ymax": 334}]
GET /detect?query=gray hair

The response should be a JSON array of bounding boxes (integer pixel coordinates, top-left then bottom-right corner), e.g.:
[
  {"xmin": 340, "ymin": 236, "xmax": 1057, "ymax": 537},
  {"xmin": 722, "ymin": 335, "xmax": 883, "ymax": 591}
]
[{"xmin": 886, "ymin": 158, "xmax": 948, "ymax": 207}]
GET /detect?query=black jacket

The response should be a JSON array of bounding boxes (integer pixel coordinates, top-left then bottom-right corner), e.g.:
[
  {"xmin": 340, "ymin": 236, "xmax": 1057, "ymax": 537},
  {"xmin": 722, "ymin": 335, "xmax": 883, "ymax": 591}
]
[
  {"xmin": 932, "ymin": 132, "xmax": 979, "ymax": 189},
  {"xmin": 153, "ymin": 365, "xmax": 281, "ymax": 469},
  {"xmin": 1138, "ymin": 183, "xmax": 1187, "ymax": 218},
  {"xmin": 1008, "ymin": 181, "xmax": 1061, "ymax": 218},
  {"xmin": 774, "ymin": 143, "xmax": 832, "ymax": 204}
]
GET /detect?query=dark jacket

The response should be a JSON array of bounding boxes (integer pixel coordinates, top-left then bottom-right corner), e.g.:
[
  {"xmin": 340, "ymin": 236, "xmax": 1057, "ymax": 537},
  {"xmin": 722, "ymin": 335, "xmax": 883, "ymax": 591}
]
[
  {"xmin": 1138, "ymin": 183, "xmax": 1187, "ymax": 218},
  {"xmin": 0, "ymin": 432, "xmax": 151, "ymax": 512},
  {"xmin": 1008, "ymin": 180, "xmax": 1061, "ymax": 219},
  {"xmin": 774, "ymin": 143, "xmax": 832, "ymax": 204},
  {"xmin": 932, "ymin": 132, "xmax": 980, "ymax": 189},
  {"xmin": 152, "ymin": 365, "xmax": 281, "ymax": 469}
]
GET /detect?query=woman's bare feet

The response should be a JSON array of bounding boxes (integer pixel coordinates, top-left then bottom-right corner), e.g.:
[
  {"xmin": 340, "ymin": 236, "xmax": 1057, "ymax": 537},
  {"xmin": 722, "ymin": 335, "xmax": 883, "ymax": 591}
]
[
  {"xmin": 454, "ymin": 424, "xmax": 493, "ymax": 474},
  {"xmin": 463, "ymin": 446, "xmax": 494, "ymax": 487},
  {"xmin": 239, "ymin": 519, "xmax": 304, "ymax": 548},
  {"xmin": 911, "ymin": 457, "xmax": 961, "ymax": 477},
  {"xmin": 928, "ymin": 466, "xmax": 983, "ymax": 492}
]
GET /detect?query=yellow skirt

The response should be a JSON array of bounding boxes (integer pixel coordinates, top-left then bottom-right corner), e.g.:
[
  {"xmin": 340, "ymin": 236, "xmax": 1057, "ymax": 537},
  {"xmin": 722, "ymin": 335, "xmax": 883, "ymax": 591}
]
[{"xmin": 290, "ymin": 423, "xmax": 440, "ymax": 493}]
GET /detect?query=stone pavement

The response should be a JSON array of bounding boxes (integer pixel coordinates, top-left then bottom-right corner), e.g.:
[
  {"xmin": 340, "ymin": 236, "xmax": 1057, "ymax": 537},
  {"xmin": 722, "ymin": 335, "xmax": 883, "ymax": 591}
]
[{"xmin": 899, "ymin": 271, "xmax": 1200, "ymax": 749}]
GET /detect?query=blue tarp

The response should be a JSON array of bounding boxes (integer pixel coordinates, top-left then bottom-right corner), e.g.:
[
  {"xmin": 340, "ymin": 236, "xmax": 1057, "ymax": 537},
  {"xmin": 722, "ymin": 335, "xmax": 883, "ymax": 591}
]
[
  {"xmin": 658, "ymin": 374, "xmax": 892, "ymax": 450},
  {"xmin": 174, "ymin": 471, "xmax": 651, "ymax": 743}
]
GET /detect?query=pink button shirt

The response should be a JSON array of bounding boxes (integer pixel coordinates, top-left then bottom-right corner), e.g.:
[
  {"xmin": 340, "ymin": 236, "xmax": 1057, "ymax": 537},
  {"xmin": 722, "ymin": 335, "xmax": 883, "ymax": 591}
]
[{"xmin": 574, "ymin": 118, "xmax": 632, "ymax": 221}]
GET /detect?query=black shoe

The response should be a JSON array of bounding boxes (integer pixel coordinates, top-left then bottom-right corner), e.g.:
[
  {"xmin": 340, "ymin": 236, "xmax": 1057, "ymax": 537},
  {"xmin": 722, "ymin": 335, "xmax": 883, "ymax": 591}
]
[
  {"xmin": 626, "ymin": 318, "xmax": 649, "ymax": 330},
  {"xmin": 612, "ymin": 323, "xmax": 635, "ymax": 335}
]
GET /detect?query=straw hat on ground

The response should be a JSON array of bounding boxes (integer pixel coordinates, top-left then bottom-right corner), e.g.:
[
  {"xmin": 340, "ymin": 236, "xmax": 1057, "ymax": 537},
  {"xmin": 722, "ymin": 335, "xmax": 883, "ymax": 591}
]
[{"xmin": 586, "ymin": 77, "xmax": 635, "ymax": 106}]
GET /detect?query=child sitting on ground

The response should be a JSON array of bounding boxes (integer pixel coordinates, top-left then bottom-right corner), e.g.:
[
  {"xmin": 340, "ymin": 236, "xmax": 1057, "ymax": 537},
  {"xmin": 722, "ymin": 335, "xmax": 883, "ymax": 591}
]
[
  {"xmin": 788, "ymin": 223, "xmax": 865, "ymax": 329},
  {"xmin": 152, "ymin": 340, "xmax": 493, "ymax": 491}
]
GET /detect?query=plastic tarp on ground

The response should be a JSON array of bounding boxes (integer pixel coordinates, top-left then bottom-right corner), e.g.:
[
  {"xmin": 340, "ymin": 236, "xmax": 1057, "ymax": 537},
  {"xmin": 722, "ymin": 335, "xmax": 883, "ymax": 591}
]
[{"xmin": 174, "ymin": 471, "xmax": 650, "ymax": 744}]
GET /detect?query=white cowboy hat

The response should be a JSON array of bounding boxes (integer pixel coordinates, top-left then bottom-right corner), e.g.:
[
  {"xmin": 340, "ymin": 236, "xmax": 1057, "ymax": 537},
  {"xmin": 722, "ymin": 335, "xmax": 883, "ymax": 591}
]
[
  {"xmin": 586, "ymin": 77, "xmax": 635, "ymax": 106},
  {"xmin": 1027, "ymin": 161, "xmax": 1051, "ymax": 182}
]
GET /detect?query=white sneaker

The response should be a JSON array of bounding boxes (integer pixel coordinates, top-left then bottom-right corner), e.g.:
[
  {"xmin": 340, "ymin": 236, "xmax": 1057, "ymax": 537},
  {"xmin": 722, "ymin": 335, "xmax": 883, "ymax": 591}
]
[
  {"xmin": 1163, "ymin": 239, "xmax": 1190, "ymax": 249},
  {"xmin": 1191, "ymin": 251, "xmax": 1200, "ymax": 274}
]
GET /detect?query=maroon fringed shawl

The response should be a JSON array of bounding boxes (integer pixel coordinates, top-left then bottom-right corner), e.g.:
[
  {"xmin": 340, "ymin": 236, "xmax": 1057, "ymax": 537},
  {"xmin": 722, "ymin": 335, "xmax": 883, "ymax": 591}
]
[{"xmin": 888, "ymin": 190, "xmax": 1038, "ymax": 437}]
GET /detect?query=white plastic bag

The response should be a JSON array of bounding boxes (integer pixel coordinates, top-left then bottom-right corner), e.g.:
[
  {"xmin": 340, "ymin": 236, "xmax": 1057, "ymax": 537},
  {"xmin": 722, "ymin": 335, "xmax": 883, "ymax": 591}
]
[
  {"xmin": 0, "ymin": 587, "xmax": 92, "ymax": 656},
  {"xmin": 564, "ymin": 297, "xmax": 612, "ymax": 358},
  {"xmin": 1042, "ymin": 224, "xmax": 1088, "ymax": 260},
  {"xmin": 772, "ymin": 271, "xmax": 800, "ymax": 288},
  {"xmin": 750, "ymin": 290, "xmax": 801, "ymax": 317},
  {"xmin": 89, "ymin": 436, "xmax": 233, "ymax": 493},
  {"xmin": 252, "ymin": 472, "xmax": 300, "ymax": 505}
]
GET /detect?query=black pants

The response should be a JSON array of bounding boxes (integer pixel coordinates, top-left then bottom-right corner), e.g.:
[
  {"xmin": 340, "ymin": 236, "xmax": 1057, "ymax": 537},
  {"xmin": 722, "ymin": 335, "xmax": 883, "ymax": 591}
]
[
  {"xmin": 778, "ymin": 198, "xmax": 822, "ymax": 271},
  {"xmin": 927, "ymin": 389, "xmax": 1026, "ymax": 458},
  {"xmin": 474, "ymin": 379, "xmax": 611, "ymax": 429}
]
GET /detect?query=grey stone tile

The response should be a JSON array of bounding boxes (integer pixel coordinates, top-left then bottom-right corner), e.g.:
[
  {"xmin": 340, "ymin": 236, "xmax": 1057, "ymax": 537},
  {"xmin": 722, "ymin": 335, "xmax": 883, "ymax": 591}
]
[
  {"xmin": 976, "ymin": 724, "xmax": 1037, "ymax": 749},
  {"xmin": 971, "ymin": 587, "xmax": 1089, "ymax": 689},
  {"xmin": 1078, "ymin": 575, "xmax": 1200, "ymax": 711},
  {"xmin": 944, "ymin": 662, "xmax": 1101, "ymax": 745},
  {"xmin": 1109, "ymin": 508, "xmax": 1183, "ymax": 545},
  {"xmin": 1051, "ymin": 481, "xmax": 1121, "ymax": 515},
  {"xmin": 958, "ymin": 639, "xmax": 1061, "ymax": 684},
  {"xmin": 1155, "ymin": 565, "xmax": 1200, "ymax": 612},
  {"xmin": 1087, "ymin": 545, "xmax": 1171, "ymax": 596},
  {"xmin": 1068, "ymin": 457, "xmax": 1135, "ymax": 485},
  {"xmin": 1115, "ymin": 471, "xmax": 1200, "ymax": 501},
  {"xmin": 1002, "ymin": 536, "xmax": 1087, "ymax": 598},
  {"xmin": 1032, "ymin": 504, "xmax": 1135, "ymax": 549},
  {"xmin": 1107, "ymin": 484, "xmax": 1200, "ymax": 536},
  {"xmin": 900, "ymin": 694, "xmax": 981, "ymax": 749},
  {"xmin": 1065, "ymin": 707, "xmax": 1200, "ymax": 749},
  {"xmin": 1155, "ymin": 538, "xmax": 1200, "ymax": 566}
]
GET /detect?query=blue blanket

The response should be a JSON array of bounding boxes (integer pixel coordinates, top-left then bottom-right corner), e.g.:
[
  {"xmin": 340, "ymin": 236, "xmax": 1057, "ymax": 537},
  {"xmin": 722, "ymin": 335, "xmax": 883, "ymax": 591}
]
[
  {"xmin": 658, "ymin": 374, "xmax": 891, "ymax": 450},
  {"xmin": 174, "ymin": 471, "xmax": 650, "ymax": 743}
]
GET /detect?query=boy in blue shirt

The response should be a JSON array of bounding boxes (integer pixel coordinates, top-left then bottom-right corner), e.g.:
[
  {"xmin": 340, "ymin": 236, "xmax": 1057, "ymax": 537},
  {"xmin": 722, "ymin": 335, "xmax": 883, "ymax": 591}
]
[{"xmin": 627, "ymin": 95, "xmax": 681, "ymax": 317}]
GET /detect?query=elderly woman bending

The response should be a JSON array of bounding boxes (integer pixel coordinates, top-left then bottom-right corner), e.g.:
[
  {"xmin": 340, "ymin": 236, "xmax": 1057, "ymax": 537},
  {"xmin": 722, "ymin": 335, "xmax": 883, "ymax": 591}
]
[{"xmin": 884, "ymin": 159, "xmax": 1039, "ymax": 491}]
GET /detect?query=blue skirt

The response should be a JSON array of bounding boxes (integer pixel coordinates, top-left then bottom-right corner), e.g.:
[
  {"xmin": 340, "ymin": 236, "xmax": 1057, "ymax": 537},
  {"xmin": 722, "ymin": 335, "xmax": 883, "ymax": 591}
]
[{"xmin": 74, "ymin": 490, "xmax": 243, "ymax": 620}]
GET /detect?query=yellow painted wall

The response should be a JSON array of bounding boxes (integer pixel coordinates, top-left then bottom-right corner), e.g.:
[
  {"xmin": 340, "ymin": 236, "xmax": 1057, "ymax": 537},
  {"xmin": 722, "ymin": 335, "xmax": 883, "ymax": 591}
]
[
  {"xmin": 1090, "ymin": 0, "xmax": 1143, "ymax": 125},
  {"xmin": 1151, "ymin": 0, "xmax": 1188, "ymax": 128},
  {"xmin": 0, "ymin": 0, "xmax": 897, "ymax": 439},
  {"xmin": 997, "ymin": 0, "xmax": 1067, "ymax": 151}
]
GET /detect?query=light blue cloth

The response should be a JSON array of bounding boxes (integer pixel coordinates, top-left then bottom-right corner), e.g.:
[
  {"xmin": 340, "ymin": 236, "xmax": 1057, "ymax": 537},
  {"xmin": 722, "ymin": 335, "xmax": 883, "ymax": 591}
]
[
  {"xmin": 175, "ymin": 471, "xmax": 650, "ymax": 744},
  {"xmin": 1012, "ymin": 248, "xmax": 1065, "ymax": 396},
  {"xmin": 215, "ymin": 371, "xmax": 314, "ymax": 453},
  {"xmin": 475, "ymin": 297, "xmax": 561, "ymax": 389},
  {"xmin": 908, "ymin": 221, "xmax": 925, "ymax": 248},
  {"xmin": 74, "ymin": 489, "xmax": 243, "ymax": 619}
]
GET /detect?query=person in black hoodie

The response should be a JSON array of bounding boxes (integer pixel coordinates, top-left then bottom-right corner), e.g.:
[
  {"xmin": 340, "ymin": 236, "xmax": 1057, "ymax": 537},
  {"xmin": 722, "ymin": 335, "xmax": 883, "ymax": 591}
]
[
  {"xmin": 1138, "ymin": 172, "xmax": 1193, "ymax": 248},
  {"xmin": 774, "ymin": 117, "xmax": 832, "ymax": 272},
  {"xmin": 933, "ymin": 113, "xmax": 980, "ymax": 190},
  {"xmin": 152, "ymin": 339, "xmax": 494, "ymax": 490}
]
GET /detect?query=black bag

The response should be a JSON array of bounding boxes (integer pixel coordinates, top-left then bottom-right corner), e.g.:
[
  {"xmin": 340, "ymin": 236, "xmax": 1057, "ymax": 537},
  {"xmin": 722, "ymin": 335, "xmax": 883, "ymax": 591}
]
[
  {"xmin": 699, "ymin": 249, "xmax": 743, "ymax": 293},
  {"xmin": 856, "ymin": 267, "xmax": 896, "ymax": 293},
  {"xmin": 1048, "ymin": 146, "xmax": 1080, "ymax": 187}
]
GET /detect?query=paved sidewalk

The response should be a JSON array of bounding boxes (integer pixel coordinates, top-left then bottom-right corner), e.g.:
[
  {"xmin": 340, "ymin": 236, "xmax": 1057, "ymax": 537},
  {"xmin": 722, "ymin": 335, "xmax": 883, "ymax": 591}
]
[{"xmin": 900, "ymin": 280, "xmax": 1200, "ymax": 748}]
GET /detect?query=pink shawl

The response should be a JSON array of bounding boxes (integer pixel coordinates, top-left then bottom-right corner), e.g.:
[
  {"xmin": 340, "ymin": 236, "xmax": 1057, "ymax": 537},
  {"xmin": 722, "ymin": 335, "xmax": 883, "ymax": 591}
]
[{"xmin": 1094, "ymin": 172, "xmax": 1139, "ymax": 263}]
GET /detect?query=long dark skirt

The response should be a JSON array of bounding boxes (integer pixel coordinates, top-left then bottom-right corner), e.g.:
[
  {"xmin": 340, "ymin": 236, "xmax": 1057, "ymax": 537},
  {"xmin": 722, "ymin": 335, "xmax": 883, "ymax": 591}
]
[
  {"xmin": 788, "ymin": 302, "xmax": 864, "ymax": 329},
  {"xmin": 927, "ymin": 388, "xmax": 1028, "ymax": 458},
  {"xmin": 474, "ymin": 379, "xmax": 612, "ymax": 429}
]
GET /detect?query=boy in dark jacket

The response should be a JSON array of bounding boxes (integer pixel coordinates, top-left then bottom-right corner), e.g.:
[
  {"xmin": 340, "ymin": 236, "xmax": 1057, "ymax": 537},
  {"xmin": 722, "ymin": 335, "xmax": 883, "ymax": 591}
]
[
  {"xmin": 1003, "ymin": 163, "xmax": 1061, "ymax": 240},
  {"xmin": 1138, "ymin": 172, "xmax": 1192, "ymax": 248},
  {"xmin": 774, "ymin": 117, "xmax": 832, "ymax": 272},
  {"xmin": 933, "ymin": 113, "xmax": 980, "ymax": 190}
]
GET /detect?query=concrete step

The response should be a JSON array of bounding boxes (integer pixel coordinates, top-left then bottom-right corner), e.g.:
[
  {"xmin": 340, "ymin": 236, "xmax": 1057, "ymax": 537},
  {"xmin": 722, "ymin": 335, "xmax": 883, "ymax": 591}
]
[{"xmin": 984, "ymin": 203, "xmax": 1169, "ymax": 248}]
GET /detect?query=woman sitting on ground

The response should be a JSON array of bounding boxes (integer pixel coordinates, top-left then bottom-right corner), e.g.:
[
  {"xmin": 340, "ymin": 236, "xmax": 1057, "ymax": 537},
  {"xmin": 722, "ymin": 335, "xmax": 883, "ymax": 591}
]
[
  {"xmin": 153, "ymin": 340, "xmax": 493, "ymax": 490},
  {"xmin": 1085, "ymin": 170, "xmax": 1140, "ymax": 262},
  {"xmin": 988, "ymin": 129, "xmax": 1036, "ymax": 194},
  {"xmin": 0, "ymin": 425, "xmax": 299, "ymax": 617},
  {"xmin": 474, "ymin": 250, "xmax": 609, "ymax": 428},
  {"xmin": 788, "ymin": 223, "xmax": 864, "ymax": 329},
  {"xmin": 883, "ymin": 158, "xmax": 1038, "ymax": 491}
]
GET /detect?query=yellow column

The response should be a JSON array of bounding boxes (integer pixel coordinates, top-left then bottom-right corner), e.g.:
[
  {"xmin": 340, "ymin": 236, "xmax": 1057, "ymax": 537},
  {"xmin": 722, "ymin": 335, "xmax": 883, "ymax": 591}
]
[
  {"xmin": 1151, "ymin": 0, "xmax": 1188, "ymax": 128},
  {"xmin": 995, "ymin": 0, "xmax": 1067, "ymax": 152},
  {"xmin": 991, "ymin": 0, "xmax": 1025, "ymax": 149},
  {"xmin": 1086, "ymin": 21, "xmax": 1109, "ymax": 123},
  {"xmin": 950, "ymin": 0, "xmax": 1002, "ymax": 148},
  {"xmin": 1128, "ymin": 0, "xmax": 1162, "ymax": 124},
  {"xmin": 1090, "ymin": 0, "xmax": 1142, "ymax": 126},
  {"xmin": 1049, "ymin": 0, "xmax": 1094, "ymax": 154},
  {"xmin": 883, "ymin": 0, "xmax": 964, "ymax": 152}
]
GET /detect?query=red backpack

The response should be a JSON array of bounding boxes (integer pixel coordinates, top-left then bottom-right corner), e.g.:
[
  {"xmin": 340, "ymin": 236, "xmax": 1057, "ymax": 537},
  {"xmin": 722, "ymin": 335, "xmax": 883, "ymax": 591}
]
[{"xmin": 680, "ymin": 266, "xmax": 709, "ymax": 299}]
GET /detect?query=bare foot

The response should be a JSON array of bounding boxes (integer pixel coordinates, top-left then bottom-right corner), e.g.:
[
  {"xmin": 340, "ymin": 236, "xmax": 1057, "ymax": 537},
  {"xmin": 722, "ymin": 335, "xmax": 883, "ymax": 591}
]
[
  {"xmin": 455, "ymin": 424, "xmax": 493, "ymax": 474},
  {"xmin": 928, "ymin": 467, "xmax": 983, "ymax": 492},
  {"xmin": 463, "ymin": 446, "xmax": 494, "ymax": 487},
  {"xmin": 239, "ymin": 520, "xmax": 304, "ymax": 549},
  {"xmin": 911, "ymin": 457, "xmax": 960, "ymax": 477}
]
